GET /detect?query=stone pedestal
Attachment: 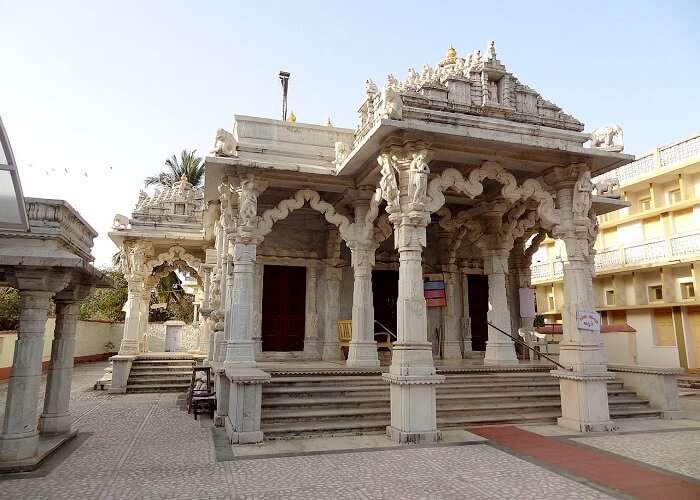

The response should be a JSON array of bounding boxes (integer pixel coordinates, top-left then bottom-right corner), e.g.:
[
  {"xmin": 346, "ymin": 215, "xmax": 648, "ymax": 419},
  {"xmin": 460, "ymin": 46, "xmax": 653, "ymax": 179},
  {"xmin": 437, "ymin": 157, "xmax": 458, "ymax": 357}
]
[
  {"xmin": 385, "ymin": 221, "xmax": 444, "ymax": 444},
  {"xmin": 39, "ymin": 301, "xmax": 81, "ymax": 435},
  {"xmin": 108, "ymin": 355, "xmax": 135, "ymax": 394},
  {"xmin": 347, "ymin": 244, "xmax": 379, "ymax": 368},
  {"xmin": 483, "ymin": 251, "xmax": 518, "ymax": 364},
  {"xmin": 553, "ymin": 370, "xmax": 617, "ymax": 432},
  {"xmin": 224, "ymin": 368, "xmax": 271, "ymax": 444}
]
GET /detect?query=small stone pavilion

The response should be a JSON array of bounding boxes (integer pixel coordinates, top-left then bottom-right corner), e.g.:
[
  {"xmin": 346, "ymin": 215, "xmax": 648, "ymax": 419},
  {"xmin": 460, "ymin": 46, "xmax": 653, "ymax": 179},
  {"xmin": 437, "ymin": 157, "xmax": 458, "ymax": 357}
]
[
  {"xmin": 0, "ymin": 119, "xmax": 109, "ymax": 471},
  {"xmin": 111, "ymin": 43, "xmax": 676, "ymax": 445}
]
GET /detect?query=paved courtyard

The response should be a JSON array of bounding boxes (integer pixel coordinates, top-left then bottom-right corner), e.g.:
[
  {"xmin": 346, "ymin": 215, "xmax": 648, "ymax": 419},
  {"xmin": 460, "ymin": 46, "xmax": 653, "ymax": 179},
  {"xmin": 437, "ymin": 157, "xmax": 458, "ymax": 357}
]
[{"xmin": 1, "ymin": 362, "xmax": 699, "ymax": 499}]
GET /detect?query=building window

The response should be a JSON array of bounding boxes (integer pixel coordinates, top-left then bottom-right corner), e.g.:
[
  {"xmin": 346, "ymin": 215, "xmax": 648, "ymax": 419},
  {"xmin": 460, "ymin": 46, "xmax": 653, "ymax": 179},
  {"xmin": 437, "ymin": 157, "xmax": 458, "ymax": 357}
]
[
  {"xmin": 681, "ymin": 282, "xmax": 696, "ymax": 300},
  {"xmin": 547, "ymin": 293, "xmax": 555, "ymax": 311},
  {"xmin": 648, "ymin": 285, "xmax": 663, "ymax": 302},
  {"xmin": 174, "ymin": 203, "xmax": 185, "ymax": 215},
  {"xmin": 640, "ymin": 197, "xmax": 652, "ymax": 211},
  {"xmin": 668, "ymin": 189, "xmax": 682, "ymax": 204},
  {"xmin": 605, "ymin": 289, "xmax": 615, "ymax": 306},
  {"xmin": 653, "ymin": 308, "xmax": 676, "ymax": 346}
]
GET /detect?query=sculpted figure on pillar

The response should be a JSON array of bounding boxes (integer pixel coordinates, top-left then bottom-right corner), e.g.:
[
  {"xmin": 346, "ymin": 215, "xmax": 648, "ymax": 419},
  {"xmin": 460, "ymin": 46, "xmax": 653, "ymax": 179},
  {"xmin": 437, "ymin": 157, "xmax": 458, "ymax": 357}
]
[
  {"xmin": 408, "ymin": 150, "xmax": 430, "ymax": 210},
  {"xmin": 572, "ymin": 168, "xmax": 594, "ymax": 223},
  {"xmin": 378, "ymin": 154, "xmax": 400, "ymax": 214}
]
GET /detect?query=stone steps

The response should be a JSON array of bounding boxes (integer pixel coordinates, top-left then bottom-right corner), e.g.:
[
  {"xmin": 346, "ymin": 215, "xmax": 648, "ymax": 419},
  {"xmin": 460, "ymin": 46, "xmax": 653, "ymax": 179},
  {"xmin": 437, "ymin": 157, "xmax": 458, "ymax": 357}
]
[
  {"xmin": 261, "ymin": 388, "xmax": 640, "ymax": 410},
  {"xmin": 260, "ymin": 371, "xmax": 662, "ymax": 439},
  {"xmin": 125, "ymin": 357, "xmax": 197, "ymax": 393}
]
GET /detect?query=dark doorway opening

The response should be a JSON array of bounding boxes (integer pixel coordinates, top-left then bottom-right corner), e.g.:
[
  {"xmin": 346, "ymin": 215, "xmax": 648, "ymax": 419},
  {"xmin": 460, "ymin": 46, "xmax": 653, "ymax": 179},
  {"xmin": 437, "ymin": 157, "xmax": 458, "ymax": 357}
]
[
  {"xmin": 372, "ymin": 270, "xmax": 399, "ymax": 336},
  {"xmin": 261, "ymin": 265, "xmax": 306, "ymax": 351},
  {"xmin": 468, "ymin": 274, "xmax": 488, "ymax": 351}
]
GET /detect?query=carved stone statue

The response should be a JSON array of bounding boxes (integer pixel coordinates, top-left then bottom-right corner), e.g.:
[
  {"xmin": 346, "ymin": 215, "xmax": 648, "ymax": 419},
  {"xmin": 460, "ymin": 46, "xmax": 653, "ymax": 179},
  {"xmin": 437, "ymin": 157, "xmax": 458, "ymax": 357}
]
[
  {"xmin": 489, "ymin": 81, "xmax": 499, "ymax": 104},
  {"xmin": 379, "ymin": 85, "xmax": 403, "ymax": 120},
  {"xmin": 365, "ymin": 79, "xmax": 378, "ymax": 97},
  {"xmin": 594, "ymin": 177, "xmax": 621, "ymax": 198},
  {"xmin": 378, "ymin": 154, "xmax": 400, "ymax": 213},
  {"xmin": 238, "ymin": 175, "xmax": 259, "ymax": 229},
  {"xmin": 409, "ymin": 150, "xmax": 430, "ymax": 207},
  {"xmin": 334, "ymin": 141, "xmax": 350, "ymax": 166},
  {"xmin": 573, "ymin": 170, "xmax": 594, "ymax": 220},
  {"xmin": 211, "ymin": 128, "xmax": 237, "ymax": 157},
  {"xmin": 590, "ymin": 125, "xmax": 624, "ymax": 152},
  {"xmin": 112, "ymin": 214, "xmax": 129, "ymax": 230}
]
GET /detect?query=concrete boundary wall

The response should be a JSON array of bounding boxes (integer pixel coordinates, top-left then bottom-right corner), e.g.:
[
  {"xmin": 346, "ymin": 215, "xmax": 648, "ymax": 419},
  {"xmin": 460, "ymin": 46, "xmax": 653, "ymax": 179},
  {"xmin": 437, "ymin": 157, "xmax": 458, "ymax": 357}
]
[{"xmin": 0, "ymin": 319, "xmax": 124, "ymax": 380}]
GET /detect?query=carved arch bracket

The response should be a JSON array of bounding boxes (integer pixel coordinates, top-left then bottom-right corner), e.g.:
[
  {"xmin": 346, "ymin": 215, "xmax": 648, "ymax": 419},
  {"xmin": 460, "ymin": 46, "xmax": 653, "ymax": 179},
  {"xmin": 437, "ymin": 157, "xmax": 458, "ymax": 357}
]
[{"xmin": 426, "ymin": 162, "xmax": 560, "ymax": 229}]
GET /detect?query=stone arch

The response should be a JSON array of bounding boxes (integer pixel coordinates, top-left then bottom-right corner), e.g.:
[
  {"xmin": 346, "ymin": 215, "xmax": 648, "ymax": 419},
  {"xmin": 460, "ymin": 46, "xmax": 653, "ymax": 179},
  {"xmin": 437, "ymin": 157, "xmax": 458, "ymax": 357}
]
[
  {"xmin": 144, "ymin": 245, "xmax": 203, "ymax": 278},
  {"xmin": 426, "ymin": 161, "xmax": 560, "ymax": 230},
  {"xmin": 258, "ymin": 189, "xmax": 352, "ymax": 239}
]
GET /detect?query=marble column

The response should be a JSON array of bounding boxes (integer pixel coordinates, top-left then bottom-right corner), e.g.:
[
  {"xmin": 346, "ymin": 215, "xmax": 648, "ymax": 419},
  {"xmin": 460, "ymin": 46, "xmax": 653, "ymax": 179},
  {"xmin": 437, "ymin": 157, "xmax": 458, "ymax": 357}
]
[
  {"xmin": 224, "ymin": 242, "xmax": 258, "ymax": 367},
  {"xmin": 303, "ymin": 265, "xmax": 322, "ymax": 358},
  {"xmin": 347, "ymin": 242, "xmax": 380, "ymax": 368},
  {"xmin": 0, "ymin": 270, "xmax": 71, "ymax": 463},
  {"xmin": 321, "ymin": 265, "xmax": 343, "ymax": 360},
  {"xmin": 550, "ymin": 180, "xmax": 615, "ymax": 432},
  {"xmin": 441, "ymin": 267, "xmax": 463, "ymax": 359},
  {"xmin": 252, "ymin": 263, "xmax": 264, "ymax": 353},
  {"xmin": 137, "ymin": 286, "xmax": 150, "ymax": 353},
  {"xmin": 38, "ymin": 285, "xmax": 90, "ymax": 435},
  {"xmin": 483, "ymin": 250, "xmax": 518, "ymax": 364},
  {"xmin": 459, "ymin": 265, "xmax": 473, "ymax": 355},
  {"xmin": 119, "ymin": 277, "xmax": 145, "ymax": 355},
  {"xmin": 384, "ymin": 217, "xmax": 444, "ymax": 443}
]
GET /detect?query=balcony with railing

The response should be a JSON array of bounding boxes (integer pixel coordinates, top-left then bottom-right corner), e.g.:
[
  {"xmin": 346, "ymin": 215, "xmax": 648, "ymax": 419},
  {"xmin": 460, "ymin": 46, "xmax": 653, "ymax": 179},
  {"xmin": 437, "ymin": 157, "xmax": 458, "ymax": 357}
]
[
  {"xmin": 531, "ymin": 230, "xmax": 700, "ymax": 282},
  {"xmin": 594, "ymin": 133, "xmax": 700, "ymax": 186}
]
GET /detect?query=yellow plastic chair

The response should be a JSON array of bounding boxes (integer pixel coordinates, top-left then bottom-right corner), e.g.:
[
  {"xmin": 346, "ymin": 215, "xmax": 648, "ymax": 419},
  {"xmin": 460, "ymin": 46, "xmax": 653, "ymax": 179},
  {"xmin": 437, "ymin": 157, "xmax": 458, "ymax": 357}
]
[{"xmin": 337, "ymin": 320, "xmax": 393, "ymax": 352}]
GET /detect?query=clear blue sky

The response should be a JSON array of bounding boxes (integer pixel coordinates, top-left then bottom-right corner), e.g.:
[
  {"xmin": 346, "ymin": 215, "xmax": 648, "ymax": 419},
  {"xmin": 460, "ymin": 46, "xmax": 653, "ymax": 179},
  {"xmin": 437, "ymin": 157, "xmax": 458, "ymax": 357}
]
[{"xmin": 2, "ymin": 1, "xmax": 699, "ymax": 266}]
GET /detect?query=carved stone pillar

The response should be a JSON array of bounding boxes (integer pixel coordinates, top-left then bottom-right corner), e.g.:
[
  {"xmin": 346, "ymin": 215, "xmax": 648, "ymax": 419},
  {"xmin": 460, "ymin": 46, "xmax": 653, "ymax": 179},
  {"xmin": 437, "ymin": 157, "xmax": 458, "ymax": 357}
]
[
  {"xmin": 39, "ymin": 285, "xmax": 91, "ymax": 435},
  {"xmin": 303, "ymin": 264, "xmax": 321, "ymax": 358},
  {"xmin": 224, "ymin": 242, "xmax": 259, "ymax": 366},
  {"xmin": 482, "ymin": 248, "xmax": 518, "ymax": 364},
  {"xmin": 119, "ymin": 277, "xmax": 145, "ymax": 355},
  {"xmin": 0, "ymin": 270, "xmax": 71, "ymax": 463},
  {"xmin": 137, "ymin": 282, "xmax": 151, "ymax": 353},
  {"xmin": 347, "ymin": 241, "xmax": 380, "ymax": 368},
  {"xmin": 459, "ymin": 263, "xmax": 472, "ymax": 355},
  {"xmin": 548, "ymin": 167, "xmax": 615, "ymax": 432},
  {"xmin": 441, "ymin": 267, "xmax": 463, "ymax": 359},
  {"xmin": 321, "ymin": 265, "xmax": 343, "ymax": 360},
  {"xmin": 252, "ymin": 263, "xmax": 264, "ymax": 353},
  {"xmin": 384, "ymin": 215, "xmax": 444, "ymax": 443}
]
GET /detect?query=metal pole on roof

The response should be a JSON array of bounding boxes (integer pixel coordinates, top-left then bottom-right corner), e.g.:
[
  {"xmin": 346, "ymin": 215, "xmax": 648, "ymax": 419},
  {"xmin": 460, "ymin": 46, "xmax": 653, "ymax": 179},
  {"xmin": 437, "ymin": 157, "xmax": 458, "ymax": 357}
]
[{"xmin": 279, "ymin": 71, "xmax": 290, "ymax": 121}]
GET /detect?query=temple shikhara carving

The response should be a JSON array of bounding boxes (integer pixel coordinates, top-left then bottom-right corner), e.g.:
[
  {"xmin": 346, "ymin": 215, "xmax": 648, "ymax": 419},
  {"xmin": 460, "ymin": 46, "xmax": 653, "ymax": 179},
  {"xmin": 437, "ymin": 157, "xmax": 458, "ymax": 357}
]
[{"xmin": 105, "ymin": 43, "xmax": 681, "ymax": 446}]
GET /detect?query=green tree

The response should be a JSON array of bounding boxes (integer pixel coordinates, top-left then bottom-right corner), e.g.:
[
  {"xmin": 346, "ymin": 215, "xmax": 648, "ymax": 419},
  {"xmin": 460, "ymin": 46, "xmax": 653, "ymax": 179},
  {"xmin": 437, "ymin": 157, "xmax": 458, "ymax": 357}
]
[
  {"xmin": 79, "ymin": 270, "xmax": 128, "ymax": 322},
  {"xmin": 144, "ymin": 149, "xmax": 204, "ymax": 188},
  {"xmin": 0, "ymin": 287, "xmax": 20, "ymax": 330}
]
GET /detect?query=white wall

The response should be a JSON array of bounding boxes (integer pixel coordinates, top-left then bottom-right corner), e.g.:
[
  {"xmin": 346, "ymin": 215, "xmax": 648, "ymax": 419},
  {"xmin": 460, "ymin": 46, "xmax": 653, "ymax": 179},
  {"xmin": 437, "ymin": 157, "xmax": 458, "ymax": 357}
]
[{"xmin": 626, "ymin": 310, "xmax": 680, "ymax": 367}]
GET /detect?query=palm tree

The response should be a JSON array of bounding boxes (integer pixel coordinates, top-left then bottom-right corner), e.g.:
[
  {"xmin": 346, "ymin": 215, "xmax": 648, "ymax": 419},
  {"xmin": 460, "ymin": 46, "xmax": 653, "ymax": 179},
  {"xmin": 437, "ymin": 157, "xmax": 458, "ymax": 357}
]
[{"xmin": 144, "ymin": 149, "xmax": 204, "ymax": 188}]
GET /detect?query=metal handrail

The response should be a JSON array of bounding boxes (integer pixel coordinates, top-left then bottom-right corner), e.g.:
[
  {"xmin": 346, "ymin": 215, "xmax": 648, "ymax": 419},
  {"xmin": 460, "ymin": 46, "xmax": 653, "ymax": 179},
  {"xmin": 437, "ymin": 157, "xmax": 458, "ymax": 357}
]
[
  {"xmin": 374, "ymin": 319, "xmax": 397, "ymax": 340},
  {"xmin": 487, "ymin": 322, "xmax": 569, "ymax": 371}
]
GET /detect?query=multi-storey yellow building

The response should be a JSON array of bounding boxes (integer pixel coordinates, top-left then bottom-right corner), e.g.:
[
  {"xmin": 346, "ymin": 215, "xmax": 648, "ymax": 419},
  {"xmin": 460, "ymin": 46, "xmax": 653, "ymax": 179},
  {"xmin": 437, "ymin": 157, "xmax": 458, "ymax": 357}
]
[{"xmin": 532, "ymin": 133, "xmax": 700, "ymax": 369}]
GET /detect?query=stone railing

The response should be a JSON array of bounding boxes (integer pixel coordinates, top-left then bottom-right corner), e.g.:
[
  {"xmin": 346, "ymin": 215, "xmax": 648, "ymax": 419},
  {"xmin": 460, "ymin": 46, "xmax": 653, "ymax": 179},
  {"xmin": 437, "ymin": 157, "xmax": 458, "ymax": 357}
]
[
  {"xmin": 532, "ymin": 230, "xmax": 700, "ymax": 281},
  {"xmin": 595, "ymin": 133, "xmax": 700, "ymax": 186}
]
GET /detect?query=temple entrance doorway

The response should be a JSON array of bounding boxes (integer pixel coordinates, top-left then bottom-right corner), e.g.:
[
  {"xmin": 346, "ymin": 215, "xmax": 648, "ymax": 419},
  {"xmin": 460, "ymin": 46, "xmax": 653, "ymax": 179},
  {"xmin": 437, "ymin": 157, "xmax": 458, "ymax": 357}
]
[
  {"xmin": 468, "ymin": 274, "xmax": 488, "ymax": 351},
  {"xmin": 372, "ymin": 270, "xmax": 399, "ymax": 336},
  {"xmin": 261, "ymin": 265, "xmax": 306, "ymax": 351}
]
